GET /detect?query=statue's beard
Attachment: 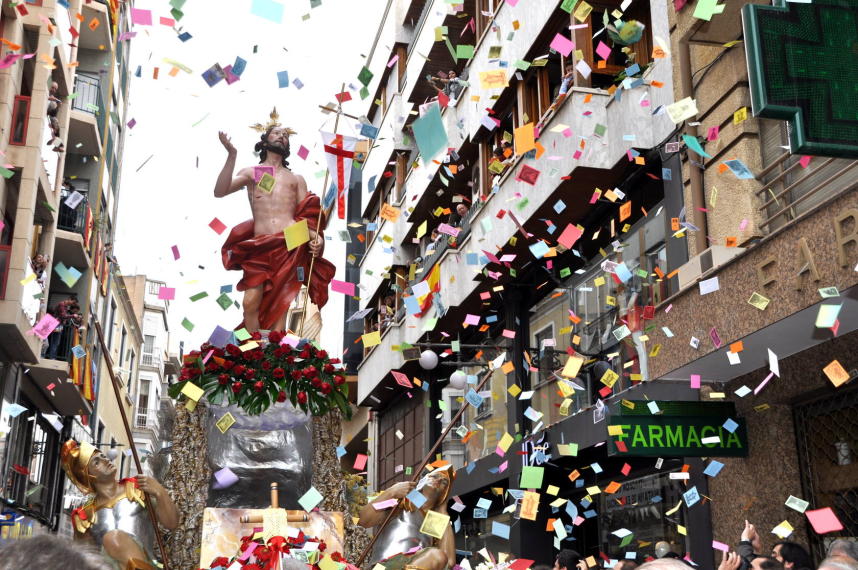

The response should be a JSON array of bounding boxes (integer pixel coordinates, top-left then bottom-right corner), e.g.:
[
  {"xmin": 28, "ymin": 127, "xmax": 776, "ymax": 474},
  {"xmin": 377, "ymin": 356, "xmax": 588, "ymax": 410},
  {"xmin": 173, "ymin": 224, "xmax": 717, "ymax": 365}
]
[{"xmin": 264, "ymin": 141, "xmax": 289, "ymax": 157}]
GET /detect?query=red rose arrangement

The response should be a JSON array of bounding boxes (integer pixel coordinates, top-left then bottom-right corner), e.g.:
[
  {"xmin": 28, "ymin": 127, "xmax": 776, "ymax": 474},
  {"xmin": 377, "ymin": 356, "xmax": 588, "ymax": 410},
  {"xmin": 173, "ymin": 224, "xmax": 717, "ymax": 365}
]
[
  {"xmin": 170, "ymin": 331, "xmax": 351, "ymax": 418},
  {"xmin": 199, "ymin": 530, "xmax": 353, "ymax": 570}
]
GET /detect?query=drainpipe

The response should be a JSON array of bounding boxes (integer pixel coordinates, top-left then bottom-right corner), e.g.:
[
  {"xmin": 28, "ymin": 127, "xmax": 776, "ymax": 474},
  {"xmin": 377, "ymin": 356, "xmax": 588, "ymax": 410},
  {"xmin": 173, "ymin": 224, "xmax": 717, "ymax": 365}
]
[{"xmin": 678, "ymin": 26, "xmax": 709, "ymax": 255}]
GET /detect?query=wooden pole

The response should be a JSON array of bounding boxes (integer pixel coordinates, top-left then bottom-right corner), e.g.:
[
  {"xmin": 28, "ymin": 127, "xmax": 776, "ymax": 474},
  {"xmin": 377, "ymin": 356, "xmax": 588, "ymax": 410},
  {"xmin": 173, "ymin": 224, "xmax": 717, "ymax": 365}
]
[
  {"xmin": 93, "ymin": 321, "xmax": 171, "ymax": 569},
  {"xmin": 298, "ymin": 83, "xmax": 346, "ymax": 337},
  {"xmin": 355, "ymin": 367, "xmax": 495, "ymax": 566}
]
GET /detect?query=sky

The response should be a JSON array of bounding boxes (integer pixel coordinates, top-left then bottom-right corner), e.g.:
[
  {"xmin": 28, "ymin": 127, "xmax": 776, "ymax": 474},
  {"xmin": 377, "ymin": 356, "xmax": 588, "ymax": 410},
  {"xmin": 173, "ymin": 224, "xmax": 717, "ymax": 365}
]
[{"xmin": 114, "ymin": 0, "xmax": 388, "ymax": 356}]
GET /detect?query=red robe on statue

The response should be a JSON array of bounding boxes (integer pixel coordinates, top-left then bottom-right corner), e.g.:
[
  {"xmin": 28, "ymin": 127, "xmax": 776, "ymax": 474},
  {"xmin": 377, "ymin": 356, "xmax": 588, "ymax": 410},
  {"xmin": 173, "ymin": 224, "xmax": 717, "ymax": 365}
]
[{"xmin": 222, "ymin": 194, "xmax": 336, "ymax": 331}]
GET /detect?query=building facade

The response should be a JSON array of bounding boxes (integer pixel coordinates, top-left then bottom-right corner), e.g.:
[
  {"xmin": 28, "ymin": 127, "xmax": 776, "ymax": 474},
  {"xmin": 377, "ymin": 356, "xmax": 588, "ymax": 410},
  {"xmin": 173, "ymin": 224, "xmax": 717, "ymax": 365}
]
[
  {"xmin": 0, "ymin": 0, "xmax": 136, "ymax": 538},
  {"xmin": 354, "ymin": 1, "xmax": 857, "ymax": 569},
  {"xmin": 125, "ymin": 275, "xmax": 179, "ymax": 477}
]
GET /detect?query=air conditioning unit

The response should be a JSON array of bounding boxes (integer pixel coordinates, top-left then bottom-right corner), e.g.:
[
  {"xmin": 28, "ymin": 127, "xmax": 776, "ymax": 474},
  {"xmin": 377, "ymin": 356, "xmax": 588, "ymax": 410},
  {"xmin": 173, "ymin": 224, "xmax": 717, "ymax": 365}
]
[{"xmin": 677, "ymin": 245, "xmax": 745, "ymax": 291}]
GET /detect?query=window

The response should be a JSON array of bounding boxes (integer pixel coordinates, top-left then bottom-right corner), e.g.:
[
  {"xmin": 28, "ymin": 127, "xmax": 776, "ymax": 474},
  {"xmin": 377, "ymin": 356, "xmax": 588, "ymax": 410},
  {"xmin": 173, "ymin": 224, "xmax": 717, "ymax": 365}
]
[
  {"xmin": 9, "ymin": 96, "xmax": 31, "ymax": 146},
  {"xmin": 475, "ymin": 0, "xmax": 504, "ymax": 40},
  {"xmin": 106, "ymin": 299, "xmax": 117, "ymax": 349},
  {"xmin": 143, "ymin": 335, "xmax": 155, "ymax": 355},
  {"xmin": 147, "ymin": 281, "xmax": 161, "ymax": 295},
  {"xmin": 3, "ymin": 399, "xmax": 61, "ymax": 520},
  {"xmin": 136, "ymin": 379, "xmax": 151, "ymax": 428},
  {"xmin": 532, "ymin": 323, "xmax": 556, "ymax": 386},
  {"xmin": 119, "ymin": 326, "xmax": 127, "ymax": 367},
  {"xmin": 572, "ymin": 0, "xmax": 653, "ymax": 90}
]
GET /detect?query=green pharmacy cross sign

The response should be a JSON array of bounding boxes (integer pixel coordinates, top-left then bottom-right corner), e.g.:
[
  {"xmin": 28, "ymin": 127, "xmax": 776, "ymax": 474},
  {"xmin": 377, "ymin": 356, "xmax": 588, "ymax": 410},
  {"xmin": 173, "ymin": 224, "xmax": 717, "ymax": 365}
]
[{"xmin": 742, "ymin": 0, "xmax": 858, "ymax": 158}]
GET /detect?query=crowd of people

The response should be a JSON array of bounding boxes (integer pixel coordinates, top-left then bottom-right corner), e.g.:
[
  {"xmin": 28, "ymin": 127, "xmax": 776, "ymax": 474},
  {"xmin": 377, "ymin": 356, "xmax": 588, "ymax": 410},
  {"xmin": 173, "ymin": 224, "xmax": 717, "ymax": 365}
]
[{"xmin": 546, "ymin": 523, "xmax": 858, "ymax": 570}]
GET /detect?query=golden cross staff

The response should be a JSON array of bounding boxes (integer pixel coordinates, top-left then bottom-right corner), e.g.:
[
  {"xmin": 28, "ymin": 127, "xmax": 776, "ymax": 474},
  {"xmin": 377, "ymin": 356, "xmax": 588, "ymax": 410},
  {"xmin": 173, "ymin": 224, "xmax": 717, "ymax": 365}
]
[{"xmin": 297, "ymin": 83, "xmax": 360, "ymax": 337}]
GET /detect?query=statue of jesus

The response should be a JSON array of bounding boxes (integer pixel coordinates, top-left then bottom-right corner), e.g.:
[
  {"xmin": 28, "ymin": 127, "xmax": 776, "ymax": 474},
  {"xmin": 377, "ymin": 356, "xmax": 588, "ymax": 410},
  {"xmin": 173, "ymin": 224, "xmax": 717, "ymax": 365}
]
[{"xmin": 215, "ymin": 111, "xmax": 335, "ymax": 333}]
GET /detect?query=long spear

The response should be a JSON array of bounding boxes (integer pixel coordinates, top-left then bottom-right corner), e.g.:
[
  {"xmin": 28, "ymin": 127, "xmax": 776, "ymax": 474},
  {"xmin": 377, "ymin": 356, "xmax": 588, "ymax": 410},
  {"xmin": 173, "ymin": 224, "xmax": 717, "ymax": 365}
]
[
  {"xmin": 93, "ymin": 321, "xmax": 171, "ymax": 569},
  {"xmin": 298, "ymin": 83, "xmax": 347, "ymax": 338},
  {"xmin": 355, "ymin": 367, "xmax": 496, "ymax": 566}
]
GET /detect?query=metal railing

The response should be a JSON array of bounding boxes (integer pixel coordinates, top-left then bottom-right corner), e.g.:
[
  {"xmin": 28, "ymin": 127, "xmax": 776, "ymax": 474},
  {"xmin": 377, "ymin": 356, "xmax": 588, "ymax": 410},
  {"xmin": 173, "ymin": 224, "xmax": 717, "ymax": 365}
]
[
  {"xmin": 43, "ymin": 325, "xmax": 75, "ymax": 362},
  {"xmin": 756, "ymin": 151, "xmax": 858, "ymax": 232},
  {"xmin": 409, "ymin": 216, "xmax": 472, "ymax": 286},
  {"xmin": 71, "ymin": 73, "xmax": 106, "ymax": 137},
  {"xmin": 141, "ymin": 352, "xmax": 162, "ymax": 369},
  {"xmin": 134, "ymin": 408, "xmax": 160, "ymax": 430},
  {"xmin": 57, "ymin": 191, "xmax": 88, "ymax": 235}
]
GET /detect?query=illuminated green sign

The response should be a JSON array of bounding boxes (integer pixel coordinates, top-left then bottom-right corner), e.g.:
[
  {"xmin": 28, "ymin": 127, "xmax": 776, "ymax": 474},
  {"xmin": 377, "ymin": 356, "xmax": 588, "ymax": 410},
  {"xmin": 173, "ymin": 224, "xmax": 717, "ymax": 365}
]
[
  {"xmin": 742, "ymin": 0, "xmax": 858, "ymax": 158},
  {"xmin": 607, "ymin": 401, "xmax": 749, "ymax": 457}
]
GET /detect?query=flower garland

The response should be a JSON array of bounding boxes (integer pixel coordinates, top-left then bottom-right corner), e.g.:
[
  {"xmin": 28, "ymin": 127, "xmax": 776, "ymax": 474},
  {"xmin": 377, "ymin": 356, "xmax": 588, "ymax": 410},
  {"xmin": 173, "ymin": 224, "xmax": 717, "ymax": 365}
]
[
  {"xmin": 200, "ymin": 529, "xmax": 355, "ymax": 570},
  {"xmin": 169, "ymin": 330, "xmax": 351, "ymax": 418}
]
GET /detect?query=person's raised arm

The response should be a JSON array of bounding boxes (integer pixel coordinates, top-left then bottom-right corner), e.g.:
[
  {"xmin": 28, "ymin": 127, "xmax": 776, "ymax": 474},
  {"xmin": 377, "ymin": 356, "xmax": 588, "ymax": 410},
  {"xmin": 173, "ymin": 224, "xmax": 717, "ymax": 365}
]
[
  {"xmin": 357, "ymin": 481, "xmax": 416, "ymax": 528},
  {"xmin": 214, "ymin": 131, "xmax": 251, "ymax": 197}
]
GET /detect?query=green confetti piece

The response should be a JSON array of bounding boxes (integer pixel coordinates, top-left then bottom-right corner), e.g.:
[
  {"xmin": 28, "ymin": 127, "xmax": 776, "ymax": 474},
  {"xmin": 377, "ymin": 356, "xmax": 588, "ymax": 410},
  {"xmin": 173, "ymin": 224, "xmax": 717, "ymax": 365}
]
[
  {"xmin": 181, "ymin": 318, "xmax": 194, "ymax": 332},
  {"xmin": 216, "ymin": 293, "xmax": 232, "ymax": 310},
  {"xmin": 189, "ymin": 291, "xmax": 208, "ymax": 302}
]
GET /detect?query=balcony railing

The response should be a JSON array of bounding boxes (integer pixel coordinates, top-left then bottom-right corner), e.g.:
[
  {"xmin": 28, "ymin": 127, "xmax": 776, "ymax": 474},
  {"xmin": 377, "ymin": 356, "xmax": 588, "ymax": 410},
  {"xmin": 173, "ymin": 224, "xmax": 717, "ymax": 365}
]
[
  {"xmin": 135, "ymin": 408, "xmax": 159, "ymax": 430},
  {"xmin": 44, "ymin": 325, "xmax": 75, "ymax": 362},
  {"xmin": 410, "ymin": 216, "xmax": 472, "ymax": 286},
  {"xmin": 71, "ymin": 73, "xmax": 106, "ymax": 137},
  {"xmin": 141, "ymin": 352, "xmax": 162, "ymax": 369},
  {"xmin": 57, "ymin": 189, "xmax": 88, "ymax": 235}
]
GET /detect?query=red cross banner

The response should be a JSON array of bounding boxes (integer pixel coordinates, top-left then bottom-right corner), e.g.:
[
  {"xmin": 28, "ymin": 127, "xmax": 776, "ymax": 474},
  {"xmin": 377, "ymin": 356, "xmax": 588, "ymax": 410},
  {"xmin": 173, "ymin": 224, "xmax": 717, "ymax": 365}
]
[{"xmin": 321, "ymin": 131, "xmax": 358, "ymax": 219}]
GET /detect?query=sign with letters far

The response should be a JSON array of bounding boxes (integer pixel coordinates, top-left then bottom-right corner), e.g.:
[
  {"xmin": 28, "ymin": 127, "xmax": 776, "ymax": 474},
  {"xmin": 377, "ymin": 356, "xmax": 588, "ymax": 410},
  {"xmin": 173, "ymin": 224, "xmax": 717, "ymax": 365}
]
[{"xmin": 607, "ymin": 401, "xmax": 749, "ymax": 457}]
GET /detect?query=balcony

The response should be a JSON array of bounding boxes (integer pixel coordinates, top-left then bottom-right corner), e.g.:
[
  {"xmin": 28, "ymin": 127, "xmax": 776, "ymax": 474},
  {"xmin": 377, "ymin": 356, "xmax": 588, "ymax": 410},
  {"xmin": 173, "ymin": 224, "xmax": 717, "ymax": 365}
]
[
  {"xmin": 141, "ymin": 352, "xmax": 163, "ymax": 370},
  {"xmin": 0, "ymin": 252, "xmax": 44, "ymax": 363},
  {"xmin": 134, "ymin": 408, "xmax": 160, "ymax": 432},
  {"xmin": 55, "ymin": 187, "xmax": 91, "ymax": 270},
  {"xmin": 78, "ymin": 1, "xmax": 112, "ymax": 51},
  {"xmin": 28, "ymin": 327, "xmax": 92, "ymax": 416},
  {"xmin": 68, "ymin": 73, "xmax": 104, "ymax": 156}
]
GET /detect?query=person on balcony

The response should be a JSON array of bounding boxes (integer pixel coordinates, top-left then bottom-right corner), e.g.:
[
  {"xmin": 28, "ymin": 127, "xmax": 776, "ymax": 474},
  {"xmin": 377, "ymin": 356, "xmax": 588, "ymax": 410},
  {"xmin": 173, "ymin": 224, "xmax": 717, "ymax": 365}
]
[
  {"xmin": 47, "ymin": 81, "xmax": 64, "ymax": 153},
  {"xmin": 44, "ymin": 294, "xmax": 83, "ymax": 359},
  {"xmin": 378, "ymin": 295, "xmax": 396, "ymax": 332},
  {"xmin": 31, "ymin": 254, "xmax": 48, "ymax": 284},
  {"xmin": 428, "ymin": 70, "xmax": 464, "ymax": 104}
]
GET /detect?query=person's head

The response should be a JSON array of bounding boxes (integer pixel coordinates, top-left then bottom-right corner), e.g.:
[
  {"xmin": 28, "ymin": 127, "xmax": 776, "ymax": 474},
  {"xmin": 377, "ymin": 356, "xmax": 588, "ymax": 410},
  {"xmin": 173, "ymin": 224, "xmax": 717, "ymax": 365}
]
[
  {"xmin": 818, "ymin": 558, "xmax": 858, "ymax": 570},
  {"xmin": 448, "ymin": 70, "xmax": 457, "ymax": 79},
  {"xmin": 554, "ymin": 550, "xmax": 582, "ymax": 570},
  {"xmin": 0, "ymin": 535, "xmax": 112, "ymax": 570},
  {"xmin": 565, "ymin": 62, "xmax": 574, "ymax": 74},
  {"xmin": 493, "ymin": 146, "xmax": 505, "ymax": 159},
  {"xmin": 614, "ymin": 560, "xmax": 638, "ymax": 570},
  {"xmin": 431, "ymin": 228, "xmax": 440, "ymax": 239},
  {"xmin": 772, "ymin": 542, "xmax": 812, "ymax": 570},
  {"xmin": 50, "ymin": 81, "xmax": 59, "ymax": 94},
  {"xmin": 61, "ymin": 439, "xmax": 115, "ymax": 494},
  {"xmin": 255, "ymin": 125, "xmax": 292, "ymax": 167},
  {"xmin": 637, "ymin": 560, "xmax": 691, "ymax": 570},
  {"xmin": 829, "ymin": 540, "xmax": 858, "ymax": 563},
  {"xmin": 751, "ymin": 556, "xmax": 784, "ymax": 570},
  {"xmin": 415, "ymin": 466, "xmax": 454, "ymax": 508},
  {"xmin": 456, "ymin": 203, "xmax": 469, "ymax": 217},
  {"xmin": 383, "ymin": 295, "xmax": 395, "ymax": 307}
]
